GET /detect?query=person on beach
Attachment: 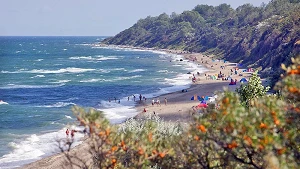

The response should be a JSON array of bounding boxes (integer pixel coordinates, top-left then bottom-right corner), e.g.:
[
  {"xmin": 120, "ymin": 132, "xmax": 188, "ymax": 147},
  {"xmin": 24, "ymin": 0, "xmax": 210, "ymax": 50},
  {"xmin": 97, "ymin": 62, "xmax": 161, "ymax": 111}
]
[
  {"xmin": 133, "ymin": 95, "xmax": 136, "ymax": 101},
  {"xmin": 152, "ymin": 99, "xmax": 155, "ymax": 106},
  {"xmin": 66, "ymin": 129, "xmax": 69, "ymax": 138},
  {"xmin": 128, "ymin": 96, "xmax": 130, "ymax": 101},
  {"xmin": 71, "ymin": 130, "xmax": 75, "ymax": 141},
  {"xmin": 156, "ymin": 98, "xmax": 161, "ymax": 106},
  {"xmin": 139, "ymin": 94, "xmax": 142, "ymax": 101},
  {"xmin": 164, "ymin": 98, "xmax": 167, "ymax": 105}
]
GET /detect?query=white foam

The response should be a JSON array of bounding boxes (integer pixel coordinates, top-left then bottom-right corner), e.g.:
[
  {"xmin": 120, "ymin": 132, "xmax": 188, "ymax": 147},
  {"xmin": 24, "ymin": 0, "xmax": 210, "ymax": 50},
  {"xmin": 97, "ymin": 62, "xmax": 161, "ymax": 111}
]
[
  {"xmin": 0, "ymin": 128, "xmax": 84, "ymax": 168},
  {"xmin": 29, "ymin": 68, "xmax": 96, "ymax": 74},
  {"xmin": 79, "ymin": 79, "xmax": 105, "ymax": 83},
  {"xmin": 0, "ymin": 84, "xmax": 65, "ymax": 89},
  {"xmin": 92, "ymin": 45, "xmax": 167, "ymax": 55},
  {"xmin": 36, "ymin": 102, "xmax": 76, "ymax": 108},
  {"xmin": 65, "ymin": 115, "xmax": 73, "ymax": 119},
  {"xmin": 69, "ymin": 56, "xmax": 93, "ymax": 60},
  {"xmin": 1, "ymin": 67, "xmax": 96, "ymax": 74},
  {"xmin": 0, "ymin": 101, "xmax": 9, "ymax": 105},
  {"xmin": 113, "ymin": 75, "xmax": 142, "ymax": 81},
  {"xmin": 28, "ymin": 115, "xmax": 42, "ymax": 118},
  {"xmin": 157, "ymin": 70, "xmax": 169, "ymax": 73},
  {"xmin": 97, "ymin": 99, "xmax": 137, "ymax": 124},
  {"xmin": 163, "ymin": 73, "xmax": 192, "ymax": 86},
  {"xmin": 109, "ymin": 68, "xmax": 126, "ymax": 71},
  {"xmin": 128, "ymin": 69, "xmax": 145, "ymax": 73},
  {"xmin": 30, "ymin": 75, "xmax": 45, "ymax": 78},
  {"xmin": 50, "ymin": 80, "xmax": 71, "ymax": 84},
  {"xmin": 69, "ymin": 55, "xmax": 119, "ymax": 61},
  {"xmin": 35, "ymin": 59, "xmax": 43, "ymax": 62}
]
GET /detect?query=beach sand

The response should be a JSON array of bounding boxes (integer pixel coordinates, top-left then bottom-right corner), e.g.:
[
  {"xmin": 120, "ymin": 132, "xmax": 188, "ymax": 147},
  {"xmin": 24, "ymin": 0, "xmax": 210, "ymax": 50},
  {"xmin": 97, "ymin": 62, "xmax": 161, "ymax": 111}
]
[
  {"xmin": 19, "ymin": 50, "xmax": 252, "ymax": 169},
  {"xmin": 134, "ymin": 52, "xmax": 251, "ymax": 122}
]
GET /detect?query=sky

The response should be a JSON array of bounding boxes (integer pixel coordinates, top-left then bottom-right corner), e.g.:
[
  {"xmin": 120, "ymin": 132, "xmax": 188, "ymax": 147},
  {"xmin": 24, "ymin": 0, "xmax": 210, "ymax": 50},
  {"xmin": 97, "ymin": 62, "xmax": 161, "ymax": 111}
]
[{"xmin": 0, "ymin": 0, "xmax": 271, "ymax": 36}]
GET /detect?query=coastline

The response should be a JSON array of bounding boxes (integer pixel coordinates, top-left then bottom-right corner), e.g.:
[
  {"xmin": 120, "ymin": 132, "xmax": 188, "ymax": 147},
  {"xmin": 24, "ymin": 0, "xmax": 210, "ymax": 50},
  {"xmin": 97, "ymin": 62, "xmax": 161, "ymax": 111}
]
[{"xmin": 19, "ymin": 46, "xmax": 251, "ymax": 169}]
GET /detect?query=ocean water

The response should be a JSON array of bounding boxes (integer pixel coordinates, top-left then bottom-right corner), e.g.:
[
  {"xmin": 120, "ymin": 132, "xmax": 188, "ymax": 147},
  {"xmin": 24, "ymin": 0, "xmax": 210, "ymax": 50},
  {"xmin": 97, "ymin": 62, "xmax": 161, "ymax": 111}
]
[{"xmin": 0, "ymin": 36, "xmax": 206, "ymax": 168}]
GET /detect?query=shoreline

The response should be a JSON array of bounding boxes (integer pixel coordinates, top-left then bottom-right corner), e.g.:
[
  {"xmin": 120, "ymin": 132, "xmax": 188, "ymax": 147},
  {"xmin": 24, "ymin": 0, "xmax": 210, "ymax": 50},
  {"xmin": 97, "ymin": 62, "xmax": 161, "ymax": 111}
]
[{"xmin": 19, "ymin": 45, "xmax": 251, "ymax": 169}]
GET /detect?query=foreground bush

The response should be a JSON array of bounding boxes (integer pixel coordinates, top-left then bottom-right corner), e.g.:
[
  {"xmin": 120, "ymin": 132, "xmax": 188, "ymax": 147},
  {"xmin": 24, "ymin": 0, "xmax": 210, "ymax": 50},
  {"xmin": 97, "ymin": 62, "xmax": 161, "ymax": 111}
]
[{"xmin": 63, "ymin": 56, "xmax": 299, "ymax": 169}]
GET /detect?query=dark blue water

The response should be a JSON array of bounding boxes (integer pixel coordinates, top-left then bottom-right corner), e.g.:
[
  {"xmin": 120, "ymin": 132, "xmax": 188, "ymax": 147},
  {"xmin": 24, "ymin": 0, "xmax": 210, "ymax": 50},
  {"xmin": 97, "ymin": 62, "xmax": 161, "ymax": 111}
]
[{"xmin": 0, "ymin": 36, "xmax": 206, "ymax": 168}]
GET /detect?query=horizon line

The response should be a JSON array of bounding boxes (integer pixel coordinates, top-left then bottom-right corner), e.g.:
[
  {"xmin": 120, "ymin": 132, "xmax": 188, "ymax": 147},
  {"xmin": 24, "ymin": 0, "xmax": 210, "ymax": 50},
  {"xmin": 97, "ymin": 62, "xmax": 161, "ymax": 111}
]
[{"xmin": 0, "ymin": 35, "xmax": 113, "ymax": 37}]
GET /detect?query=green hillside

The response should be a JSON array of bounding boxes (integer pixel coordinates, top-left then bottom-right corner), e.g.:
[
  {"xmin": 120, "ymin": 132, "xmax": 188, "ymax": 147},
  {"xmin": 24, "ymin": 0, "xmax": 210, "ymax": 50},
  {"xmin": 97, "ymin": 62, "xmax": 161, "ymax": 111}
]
[{"xmin": 102, "ymin": 0, "xmax": 300, "ymax": 78}]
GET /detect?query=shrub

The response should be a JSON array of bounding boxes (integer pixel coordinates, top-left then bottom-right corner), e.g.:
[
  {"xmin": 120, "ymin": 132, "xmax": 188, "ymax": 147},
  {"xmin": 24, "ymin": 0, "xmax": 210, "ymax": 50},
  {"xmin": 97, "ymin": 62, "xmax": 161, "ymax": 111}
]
[{"xmin": 63, "ymin": 56, "xmax": 299, "ymax": 168}]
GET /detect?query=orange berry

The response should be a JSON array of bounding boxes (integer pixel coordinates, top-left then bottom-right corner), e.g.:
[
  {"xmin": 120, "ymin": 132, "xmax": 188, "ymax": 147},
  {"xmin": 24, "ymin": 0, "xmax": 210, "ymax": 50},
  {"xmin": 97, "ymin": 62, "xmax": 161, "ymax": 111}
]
[
  {"xmin": 111, "ymin": 146, "xmax": 118, "ymax": 152},
  {"xmin": 121, "ymin": 141, "xmax": 125, "ymax": 147},
  {"xmin": 288, "ymin": 87, "xmax": 298, "ymax": 93},
  {"xmin": 197, "ymin": 125, "xmax": 207, "ymax": 133},
  {"xmin": 222, "ymin": 111, "xmax": 227, "ymax": 115},
  {"xmin": 99, "ymin": 131, "xmax": 105, "ymax": 136},
  {"xmin": 152, "ymin": 149, "xmax": 157, "ymax": 155},
  {"xmin": 231, "ymin": 141, "xmax": 237, "ymax": 148},
  {"xmin": 227, "ymin": 141, "xmax": 238, "ymax": 149},
  {"xmin": 289, "ymin": 69, "xmax": 298, "ymax": 75},
  {"xmin": 274, "ymin": 119, "xmax": 280, "ymax": 125},
  {"xmin": 122, "ymin": 145, "xmax": 127, "ymax": 151},
  {"xmin": 270, "ymin": 111, "xmax": 276, "ymax": 116},
  {"xmin": 138, "ymin": 147, "xmax": 144, "ymax": 155},
  {"xmin": 277, "ymin": 148, "xmax": 286, "ymax": 155},
  {"xmin": 222, "ymin": 97, "xmax": 229, "ymax": 104},
  {"xmin": 194, "ymin": 135, "xmax": 200, "ymax": 141},
  {"xmin": 111, "ymin": 158, "xmax": 117, "ymax": 164},
  {"xmin": 159, "ymin": 152, "xmax": 166, "ymax": 158},
  {"xmin": 105, "ymin": 128, "xmax": 110, "ymax": 136},
  {"xmin": 259, "ymin": 122, "xmax": 267, "ymax": 129},
  {"xmin": 243, "ymin": 136, "xmax": 252, "ymax": 145},
  {"xmin": 258, "ymin": 144, "xmax": 264, "ymax": 151}
]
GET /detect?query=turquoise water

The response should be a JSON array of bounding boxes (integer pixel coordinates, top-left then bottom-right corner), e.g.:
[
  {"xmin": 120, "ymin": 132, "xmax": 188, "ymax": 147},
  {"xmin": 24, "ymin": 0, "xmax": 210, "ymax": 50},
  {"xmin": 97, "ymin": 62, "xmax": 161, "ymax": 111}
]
[{"xmin": 0, "ymin": 36, "xmax": 206, "ymax": 168}]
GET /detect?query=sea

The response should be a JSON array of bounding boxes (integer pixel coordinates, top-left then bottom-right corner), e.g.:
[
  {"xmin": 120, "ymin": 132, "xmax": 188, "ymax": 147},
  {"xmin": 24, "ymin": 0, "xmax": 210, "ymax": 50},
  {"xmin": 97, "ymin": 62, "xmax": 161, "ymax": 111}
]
[{"xmin": 0, "ymin": 36, "xmax": 207, "ymax": 168}]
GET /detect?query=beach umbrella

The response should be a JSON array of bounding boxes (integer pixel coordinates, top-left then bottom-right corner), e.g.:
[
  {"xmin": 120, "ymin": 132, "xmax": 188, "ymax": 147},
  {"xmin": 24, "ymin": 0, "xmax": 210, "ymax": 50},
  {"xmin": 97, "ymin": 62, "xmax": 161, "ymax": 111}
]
[
  {"xmin": 199, "ymin": 96, "xmax": 204, "ymax": 101},
  {"xmin": 191, "ymin": 95, "xmax": 201, "ymax": 101},
  {"xmin": 197, "ymin": 103, "xmax": 208, "ymax": 108},
  {"xmin": 240, "ymin": 78, "xmax": 248, "ymax": 83}
]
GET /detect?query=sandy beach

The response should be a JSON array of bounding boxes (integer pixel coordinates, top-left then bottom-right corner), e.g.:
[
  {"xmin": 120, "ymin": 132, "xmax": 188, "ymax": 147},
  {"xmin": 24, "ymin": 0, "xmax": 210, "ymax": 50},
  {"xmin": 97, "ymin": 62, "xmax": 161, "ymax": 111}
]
[
  {"xmin": 19, "ymin": 49, "xmax": 252, "ymax": 169},
  {"xmin": 134, "ymin": 52, "xmax": 251, "ymax": 122}
]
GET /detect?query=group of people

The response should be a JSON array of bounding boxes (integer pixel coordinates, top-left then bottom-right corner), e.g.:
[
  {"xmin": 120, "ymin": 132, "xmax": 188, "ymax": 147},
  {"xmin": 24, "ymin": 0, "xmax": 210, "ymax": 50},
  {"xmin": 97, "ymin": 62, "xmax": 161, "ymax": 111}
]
[
  {"xmin": 108, "ymin": 97, "xmax": 120, "ymax": 104},
  {"xmin": 151, "ymin": 98, "xmax": 167, "ymax": 106},
  {"xmin": 65, "ymin": 128, "xmax": 76, "ymax": 142},
  {"xmin": 129, "ymin": 94, "xmax": 147, "ymax": 103}
]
